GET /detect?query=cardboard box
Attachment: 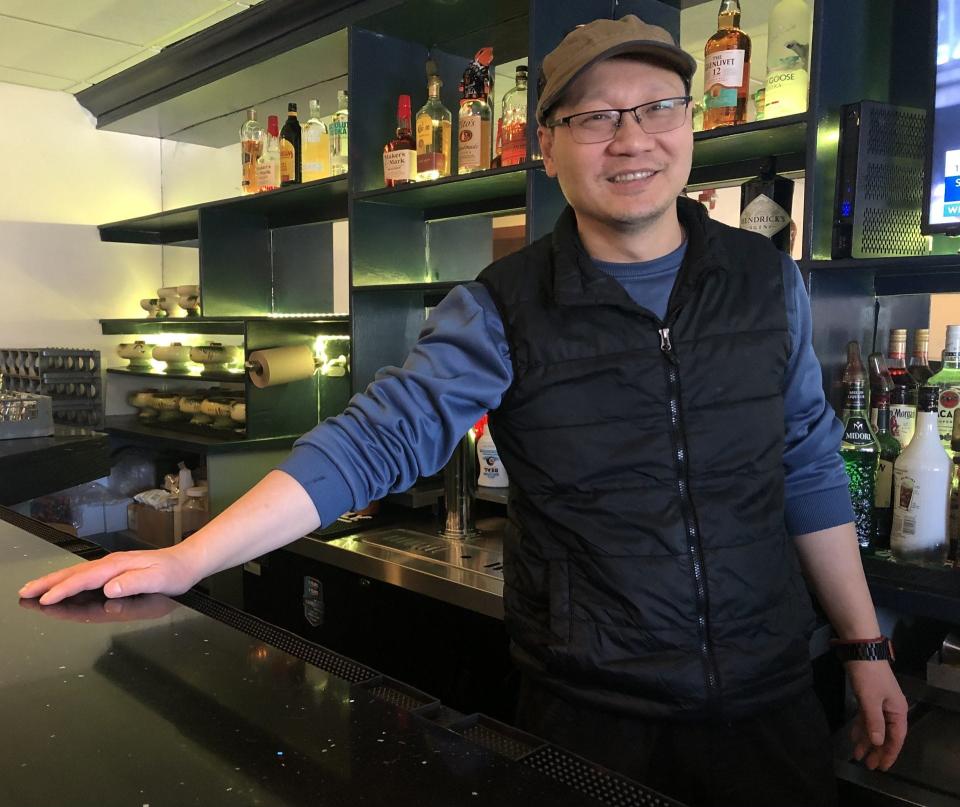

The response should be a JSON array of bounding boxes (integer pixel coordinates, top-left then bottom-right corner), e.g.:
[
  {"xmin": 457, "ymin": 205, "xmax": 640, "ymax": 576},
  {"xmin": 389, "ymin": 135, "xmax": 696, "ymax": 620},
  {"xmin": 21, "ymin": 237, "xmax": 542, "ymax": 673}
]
[{"xmin": 127, "ymin": 503, "xmax": 175, "ymax": 548}]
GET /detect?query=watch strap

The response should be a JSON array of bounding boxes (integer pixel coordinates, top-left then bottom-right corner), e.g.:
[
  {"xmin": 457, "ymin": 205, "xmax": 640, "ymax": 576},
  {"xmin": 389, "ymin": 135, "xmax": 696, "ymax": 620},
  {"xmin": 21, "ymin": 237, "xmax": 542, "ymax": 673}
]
[{"xmin": 830, "ymin": 635, "xmax": 895, "ymax": 662}]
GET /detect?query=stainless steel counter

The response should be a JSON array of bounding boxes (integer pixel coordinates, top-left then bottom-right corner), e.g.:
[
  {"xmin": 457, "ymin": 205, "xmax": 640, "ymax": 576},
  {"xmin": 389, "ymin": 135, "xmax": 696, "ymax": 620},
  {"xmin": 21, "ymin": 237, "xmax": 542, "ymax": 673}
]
[{"xmin": 291, "ymin": 519, "xmax": 505, "ymax": 620}]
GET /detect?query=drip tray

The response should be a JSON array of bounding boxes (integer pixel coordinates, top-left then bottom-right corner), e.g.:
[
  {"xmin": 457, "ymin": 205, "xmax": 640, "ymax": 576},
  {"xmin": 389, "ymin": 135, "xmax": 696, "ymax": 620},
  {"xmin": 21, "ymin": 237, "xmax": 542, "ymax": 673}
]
[{"xmin": 297, "ymin": 525, "xmax": 505, "ymax": 619}]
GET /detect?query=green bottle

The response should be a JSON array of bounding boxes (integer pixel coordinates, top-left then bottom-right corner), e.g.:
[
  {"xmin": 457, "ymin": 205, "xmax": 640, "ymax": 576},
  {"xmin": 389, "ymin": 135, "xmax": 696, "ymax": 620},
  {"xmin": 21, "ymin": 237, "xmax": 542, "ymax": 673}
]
[
  {"xmin": 929, "ymin": 324, "xmax": 960, "ymax": 455},
  {"xmin": 840, "ymin": 342, "xmax": 880, "ymax": 549},
  {"xmin": 871, "ymin": 393, "xmax": 900, "ymax": 551}
]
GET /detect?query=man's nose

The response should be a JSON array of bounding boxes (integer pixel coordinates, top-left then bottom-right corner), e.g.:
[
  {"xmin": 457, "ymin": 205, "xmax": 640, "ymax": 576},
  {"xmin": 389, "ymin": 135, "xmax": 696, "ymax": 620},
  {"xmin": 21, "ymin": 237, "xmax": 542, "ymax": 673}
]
[{"xmin": 608, "ymin": 113, "xmax": 657, "ymax": 150}]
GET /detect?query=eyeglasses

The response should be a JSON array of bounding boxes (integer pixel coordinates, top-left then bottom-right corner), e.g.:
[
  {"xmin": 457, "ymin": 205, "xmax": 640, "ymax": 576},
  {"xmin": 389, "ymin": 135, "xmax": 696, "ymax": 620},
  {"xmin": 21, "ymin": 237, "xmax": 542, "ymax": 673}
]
[{"xmin": 547, "ymin": 96, "xmax": 693, "ymax": 144}]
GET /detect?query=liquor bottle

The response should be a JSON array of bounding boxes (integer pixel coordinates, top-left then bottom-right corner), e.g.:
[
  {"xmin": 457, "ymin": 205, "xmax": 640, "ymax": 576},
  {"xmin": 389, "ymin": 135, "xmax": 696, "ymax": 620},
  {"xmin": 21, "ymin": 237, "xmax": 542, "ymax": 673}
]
[
  {"xmin": 908, "ymin": 328, "xmax": 934, "ymax": 386},
  {"xmin": 458, "ymin": 47, "xmax": 494, "ymax": 175},
  {"xmin": 415, "ymin": 71, "xmax": 452, "ymax": 181},
  {"xmin": 703, "ymin": 0, "xmax": 751, "ymax": 129},
  {"xmin": 383, "ymin": 94, "xmax": 416, "ymax": 187},
  {"xmin": 255, "ymin": 115, "xmax": 281, "ymax": 193},
  {"xmin": 499, "ymin": 64, "xmax": 528, "ymax": 167},
  {"xmin": 764, "ymin": 0, "xmax": 812, "ymax": 120},
  {"xmin": 883, "ymin": 328, "xmax": 917, "ymax": 450},
  {"xmin": 240, "ymin": 108, "xmax": 263, "ymax": 195},
  {"xmin": 928, "ymin": 324, "xmax": 960, "ymax": 454},
  {"xmin": 840, "ymin": 369, "xmax": 880, "ymax": 550},
  {"xmin": 950, "ymin": 417, "xmax": 960, "ymax": 562},
  {"xmin": 872, "ymin": 393, "xmax": 900, "ymax": 551},
  {"xmin": 301, "ymin": 99, "xmax": 330, "ymax": 182},
  {"xmin": 891, "ymin": 385, "xmax": 951, "ymax": 566},
  {"xmin": 330, "ymin": 89, "xmax": 349, "ymax": 176},
  {"xmin": 740, "ymin": 160, "xmax": 794, "ymax": 251},
  {"xmin": 868, "ymin": 352, "xmax": 895, "ymax": 431},
  {"xmin": 280, "ymin": 102, "xmax": 301, "ymax": 185}
]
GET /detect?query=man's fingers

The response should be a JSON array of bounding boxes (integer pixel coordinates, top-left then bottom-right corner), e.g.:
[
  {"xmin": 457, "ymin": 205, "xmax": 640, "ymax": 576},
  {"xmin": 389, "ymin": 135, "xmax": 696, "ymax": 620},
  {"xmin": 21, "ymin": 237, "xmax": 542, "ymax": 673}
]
[
  {"xmin": 877, "ymin": 707, "xmax": 908, "ymax": 771},
  {"xmin": 103, "ymin": 567, "xmax": 166, "ymax": 600},
  {"xmin": 19, "ymin": 566, "xmax": 82, "ymax": 599},
  {"xmin": 861, "ymin": 698, "xmax": 887, "ymax": 747}
]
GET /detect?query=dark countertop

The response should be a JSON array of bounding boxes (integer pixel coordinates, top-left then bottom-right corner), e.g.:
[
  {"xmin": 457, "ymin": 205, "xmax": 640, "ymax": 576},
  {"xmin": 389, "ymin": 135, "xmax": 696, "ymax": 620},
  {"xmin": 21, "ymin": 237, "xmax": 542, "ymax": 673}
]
[
  {"xmin": 0, "ymin": 426, "xmax": 110, "ymax": 505},
  {"xmin": 1, "ymin": 515, "xmax": 681, "ymax": 807}
]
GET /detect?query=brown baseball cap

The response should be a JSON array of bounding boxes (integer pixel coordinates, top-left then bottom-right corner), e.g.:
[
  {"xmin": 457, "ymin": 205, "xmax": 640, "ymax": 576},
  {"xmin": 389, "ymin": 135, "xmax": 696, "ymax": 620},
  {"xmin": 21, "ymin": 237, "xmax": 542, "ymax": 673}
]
[{"xmin": 536, "ymin": 15, "xmax": 697, "ymax": 124}]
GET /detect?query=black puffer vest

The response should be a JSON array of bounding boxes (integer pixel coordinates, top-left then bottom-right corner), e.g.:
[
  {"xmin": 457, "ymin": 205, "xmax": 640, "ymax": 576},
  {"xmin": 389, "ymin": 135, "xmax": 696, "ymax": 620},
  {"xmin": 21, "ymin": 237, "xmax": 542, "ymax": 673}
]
[{"xmin": 478, "ymin": 197, "xmax": 815, "ymax": 720}]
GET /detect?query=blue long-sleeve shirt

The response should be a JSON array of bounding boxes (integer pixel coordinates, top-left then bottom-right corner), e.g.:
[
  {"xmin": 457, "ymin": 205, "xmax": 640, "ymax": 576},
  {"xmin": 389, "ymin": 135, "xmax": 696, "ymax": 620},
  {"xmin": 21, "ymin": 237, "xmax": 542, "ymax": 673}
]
[{"xmin": 279, "ymin": 248, "xmax": 854, "ymax": 536}]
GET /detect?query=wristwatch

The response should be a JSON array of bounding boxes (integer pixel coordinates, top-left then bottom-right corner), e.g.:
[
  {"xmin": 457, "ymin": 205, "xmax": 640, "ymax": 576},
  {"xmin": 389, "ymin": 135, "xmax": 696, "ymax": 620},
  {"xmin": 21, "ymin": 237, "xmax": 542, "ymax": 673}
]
[{"xmin": 830, "ymin": 635, "xmax": 895, "ymax": 662}]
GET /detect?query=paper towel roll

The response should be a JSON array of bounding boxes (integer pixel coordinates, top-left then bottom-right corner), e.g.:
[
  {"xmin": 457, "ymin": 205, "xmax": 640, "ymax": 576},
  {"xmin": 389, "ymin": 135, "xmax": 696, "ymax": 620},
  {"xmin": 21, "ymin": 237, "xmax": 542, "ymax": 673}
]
[{"xmin": 247, "ymin": 345, "xmax": 317, "ymax": 388}]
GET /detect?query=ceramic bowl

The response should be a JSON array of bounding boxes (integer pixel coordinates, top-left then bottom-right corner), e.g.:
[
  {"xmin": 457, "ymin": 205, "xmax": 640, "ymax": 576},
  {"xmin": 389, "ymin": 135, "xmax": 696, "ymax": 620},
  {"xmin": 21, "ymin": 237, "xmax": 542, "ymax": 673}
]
[
  {"xmin": 230, "ymin": 401, "xmax": 246, "ymax": 424},
  {"xmin": 117, "ymin": 341, "xmax": 155, "ymax": 369},
  {"xmin": 178, "ymin": 393, "xmax": 205, "ymax": 415},
  {"xmin": 190, "ymin": 343, "xmax": 242, "ymax": 373},
  {"xmin": 179, "ymin": 294, "xmax": 201, "ymax": 316},
  {"xmin": 152, "ymin": 343, "xmax": 192, "ymax": 373},
  {"xmin": 157, "ymin": 287, "xmax": 186, "ymax": 318},
  {"xmin": 200, "ymin": 396, "xmax": 235, "ymax": 430},
  {"xmin": 176, "ymin": 285, "xmax": 200, "ymax": 297},
  {"xmin": 127, "ymin": 388, "xmax": 159, "ymax": 419},
  {"xmin": 148, "ymin": 392, "xmax": 183, "ymax": 422},
  {"xmin": 140, "ymin": 298, "xmax": 163, "ymax": 318}
]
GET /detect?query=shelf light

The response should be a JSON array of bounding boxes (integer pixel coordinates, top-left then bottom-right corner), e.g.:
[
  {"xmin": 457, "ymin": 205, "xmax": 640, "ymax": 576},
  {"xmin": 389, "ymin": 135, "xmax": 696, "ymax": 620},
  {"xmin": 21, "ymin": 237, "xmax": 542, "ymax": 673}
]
[{"xmin": 266, "ymin": 312, "xmax": 350, "ymax": 319}]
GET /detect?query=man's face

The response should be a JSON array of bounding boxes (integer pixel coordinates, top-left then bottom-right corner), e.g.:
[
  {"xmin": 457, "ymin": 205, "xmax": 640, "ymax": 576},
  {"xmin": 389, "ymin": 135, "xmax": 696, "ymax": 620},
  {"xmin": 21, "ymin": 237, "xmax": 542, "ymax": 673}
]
[{"xmin": 538, "ymin": 58, "xmax": 693, "ymax": 235}]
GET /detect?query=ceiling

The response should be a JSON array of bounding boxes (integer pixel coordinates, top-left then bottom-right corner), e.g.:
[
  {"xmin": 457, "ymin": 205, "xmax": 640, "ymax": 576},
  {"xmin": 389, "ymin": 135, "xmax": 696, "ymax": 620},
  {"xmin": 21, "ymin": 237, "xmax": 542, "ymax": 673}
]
[{"xmin": 0, "ymin": 0, "xmax": 264, "ymax": 94}]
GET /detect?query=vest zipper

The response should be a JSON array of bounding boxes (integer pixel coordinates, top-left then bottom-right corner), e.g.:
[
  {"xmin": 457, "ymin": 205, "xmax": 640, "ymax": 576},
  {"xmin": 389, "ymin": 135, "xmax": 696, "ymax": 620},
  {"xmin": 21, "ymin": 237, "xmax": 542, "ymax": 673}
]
[{"xmin": 659, "ymin": 326, "xmax": 721, "ymax": 704}]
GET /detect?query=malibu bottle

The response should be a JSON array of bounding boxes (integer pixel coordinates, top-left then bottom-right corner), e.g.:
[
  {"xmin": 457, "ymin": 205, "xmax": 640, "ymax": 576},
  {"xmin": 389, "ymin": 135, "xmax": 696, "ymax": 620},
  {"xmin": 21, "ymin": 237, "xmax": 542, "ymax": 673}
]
[{"xmin": 891, "ymin": 386, "xmax": 950, "ymax": 566}]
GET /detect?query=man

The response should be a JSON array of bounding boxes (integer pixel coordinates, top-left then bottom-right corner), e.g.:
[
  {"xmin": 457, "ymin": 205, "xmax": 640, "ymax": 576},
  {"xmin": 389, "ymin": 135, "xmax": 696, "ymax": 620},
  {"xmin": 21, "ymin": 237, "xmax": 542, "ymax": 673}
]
[{"xmin": 21, "ymin": 16, "xmax": 906, "ymax": 806}]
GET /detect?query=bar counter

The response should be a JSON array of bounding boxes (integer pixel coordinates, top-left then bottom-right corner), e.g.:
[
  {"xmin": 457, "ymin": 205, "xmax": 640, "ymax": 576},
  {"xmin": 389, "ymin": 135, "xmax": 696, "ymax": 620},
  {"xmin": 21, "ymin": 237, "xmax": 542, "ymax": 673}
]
[{"xmin": 1, "ymin": 514, "xmax": 683, "ymax": 807}]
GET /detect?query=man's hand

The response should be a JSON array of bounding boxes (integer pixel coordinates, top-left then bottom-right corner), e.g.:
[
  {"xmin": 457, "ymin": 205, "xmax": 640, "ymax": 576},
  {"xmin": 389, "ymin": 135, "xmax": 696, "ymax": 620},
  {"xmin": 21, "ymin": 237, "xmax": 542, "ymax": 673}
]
[
  {"xmin": 846, "ymin": 660, "xmax": 908, "ymax": 771},
  {"xmin": 18, "ymin": 546, "xmax": 200, "ymax": 606}
]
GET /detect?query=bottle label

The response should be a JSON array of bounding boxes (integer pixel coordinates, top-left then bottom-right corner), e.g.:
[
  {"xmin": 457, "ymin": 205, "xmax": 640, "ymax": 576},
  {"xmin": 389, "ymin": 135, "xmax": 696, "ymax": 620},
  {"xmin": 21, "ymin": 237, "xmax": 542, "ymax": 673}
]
[
  {"xmin": 889, "ymin": 403, "xmax": 916, "ymax": 449},
  {"xmin": 876, "ymin": 458, "xmax": 894, "ymax": 508},
  {"xmin": 937, "ymin": 386, "xmax": 960, "ymax": 449},
  {"xmin": 764, "ymin": 68, "xmax": 809, "ymax": 118},
  {"xmin": 892, "ymin": 470, "xmax": 917, "ymax": 543},
  {"xmin": 740, "ymin": 194, "xmax": 791, "ymax": 238},
  {"xmin": 705, "ymin": 87, "xmax": 739, "ymax": 110},
  {"xmin": 302, "ymin": 132, "xmax": 330, "ymax": 181},
  {"xmin": 706, "ymin": 49, "xmax": 745, "ymax": 90},
  {"xmin": 280, "ymin": 138, "xmax": 296, "ymax": 183},
  {"xmin": 458, "ymin": 114, "xmax": 490, "ymax": 171},
  {"xmin": 842, "ymin": 416, "xmax": 874, "ymax": 446},
  {"xmin": 383, "ymin": 149, "xmax": 416, "ymax": 183},
  {"xmin": 255, "ymin": 157, "xmax": 279, "ymax": 191}
]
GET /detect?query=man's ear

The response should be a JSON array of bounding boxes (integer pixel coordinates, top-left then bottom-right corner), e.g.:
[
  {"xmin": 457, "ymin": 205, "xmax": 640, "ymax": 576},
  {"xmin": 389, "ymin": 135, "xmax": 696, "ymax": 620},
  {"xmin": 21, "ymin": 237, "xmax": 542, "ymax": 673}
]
[{"xmin": 538, "ymin": 125, "xmax": 557, "ymax": 178}]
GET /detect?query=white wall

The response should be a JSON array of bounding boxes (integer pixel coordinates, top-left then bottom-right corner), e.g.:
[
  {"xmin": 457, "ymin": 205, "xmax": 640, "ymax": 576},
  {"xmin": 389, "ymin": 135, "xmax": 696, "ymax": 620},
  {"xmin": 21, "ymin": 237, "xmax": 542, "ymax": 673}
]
[{"xmin": 0, "ymin": 82, "xmax": 162, "ymax": 354}]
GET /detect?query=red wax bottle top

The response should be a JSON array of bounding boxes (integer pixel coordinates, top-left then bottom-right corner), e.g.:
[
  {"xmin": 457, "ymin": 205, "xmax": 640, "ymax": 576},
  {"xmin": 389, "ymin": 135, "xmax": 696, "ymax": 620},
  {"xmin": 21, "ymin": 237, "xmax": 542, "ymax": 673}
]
[
  {"xmin": 267, "ymin": 115, "xmax": 279, "ymax": 137},
  {"xmin": 397, "ymin": 94, "xmax": 411, "ymax": 119}
]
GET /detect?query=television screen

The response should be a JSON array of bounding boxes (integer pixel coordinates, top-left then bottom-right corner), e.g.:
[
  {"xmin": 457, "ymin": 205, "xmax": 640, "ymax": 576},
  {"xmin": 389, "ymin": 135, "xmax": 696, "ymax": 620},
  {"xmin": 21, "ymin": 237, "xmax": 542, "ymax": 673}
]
[{"xmin": 925, "ymin": 0, "xmax": 960, "ymax": 233}]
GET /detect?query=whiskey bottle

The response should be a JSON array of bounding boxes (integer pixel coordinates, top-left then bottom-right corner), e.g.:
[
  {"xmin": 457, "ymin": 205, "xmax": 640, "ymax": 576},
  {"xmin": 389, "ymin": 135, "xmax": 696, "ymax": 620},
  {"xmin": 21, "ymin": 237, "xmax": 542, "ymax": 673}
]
[
  {"xmin": 255, "ymin": 114, "xmax": 281, "ymax": 193},
  {"xmin": 301, "ymin": 99, "xmax": 330, "ymax": 182},
  {"xmin": 840, "ymin": 371, "xmax": 880, "ymax": 550},
  {"xmin": 330, "ymin": 90, "xmax": 349, "ymax": 176},
  {"xmin": 908, "ymin": 328, "xmax": 934, "ymax": 386},
  {"xmin": 415, "ymin": 71, "xmax": 452, "ymax": 181},
  {"xmin": 458, "ymin": 47, "xmax": 494, "ymax": 175},
  {"xmin": 886, "ymin": 328, "xmax": 918, "ymax": 449},
  {"xmin": 383, "ymin": 95, "xmax": 416, "ymax": 187},
  {"xmin": 740, "ymin": 159, "xmax": 793, "ymax": 251},
  {"xmin": 240, "ymin": 108, "xmax": 263, "ymax": 195},
  {"xmin": 872, "ymin": 393, "xmax": 900, "ymax": 551},
  {"xmin": 704, "ymin": 0, "xmax": 751, "ymax": 129},
  {"xmin": 891, "ymin": 385, "xmax": 950, "ymax": 566},
  {"xmin": 280, "ymin": 102, "xmax": 301, "ymax": 185},
  {"xmin": 499, "ymin": 65, "xmax": 528, "ymax": 167},
  {"xmin": 764, "ymin": 0, "xmax": 812, "ymax": 120},
  {"xmin": 928, "ymin": 324, "xmax": 960, "ymax": 454}
]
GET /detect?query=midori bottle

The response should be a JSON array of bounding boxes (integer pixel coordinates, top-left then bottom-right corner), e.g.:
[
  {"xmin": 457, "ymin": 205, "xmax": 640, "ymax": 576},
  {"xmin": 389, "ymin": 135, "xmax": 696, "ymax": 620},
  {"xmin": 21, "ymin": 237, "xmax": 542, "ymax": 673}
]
[
  {"xmin": 929, "ymin": 324, "xmax": 960, "ymax": 454},
  {"xmin": 891, "ymin": 385, "xmax": 950, "ymax": 566},
  {"xmin": 840, "ymin": 343, "xmax": 880, "ymax": 549}
]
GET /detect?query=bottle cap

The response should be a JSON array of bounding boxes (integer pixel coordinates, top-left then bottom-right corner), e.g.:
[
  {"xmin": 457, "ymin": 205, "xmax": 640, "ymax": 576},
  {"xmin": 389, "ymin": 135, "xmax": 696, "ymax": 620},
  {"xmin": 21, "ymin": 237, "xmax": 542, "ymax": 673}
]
[
  {"xmin": 888, "ymin": 328, "xmax": 907, "ymax": 346},
  {"xmin": 842, "ymin": 340, "xmax": 866, "ymax": 385},
  {"xmin": 397, "ymin": 94, "xmax": 412, "ymax": 119},
  {"xmin": 873, "ymin": 392, "xmax": 890, "ymax": 408},
  {"xmin": 246, "ymin": 108, "xmax": 256, "ymax": 120},
  {"xmin": 267, "ymin": 115, "xmax": 279, "ymax": 136},
  {"xmin": 946, "ymin": 324, "xmax": 960, "ymax": 352},
  {"xmin": 919, "ymin": 385, "xmax": 939, "ymax": 412},
  {"xmin": 288, "ymin": 102, "xmax": 298, "ymax": 113}
]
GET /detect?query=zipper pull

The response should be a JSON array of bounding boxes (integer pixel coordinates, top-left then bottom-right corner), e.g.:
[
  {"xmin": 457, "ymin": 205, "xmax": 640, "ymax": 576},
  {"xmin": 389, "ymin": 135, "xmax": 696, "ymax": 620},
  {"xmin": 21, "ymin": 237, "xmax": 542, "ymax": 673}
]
[{"xmin": 659, "ymin": 327, "xmax": 673, "ymax": 353}]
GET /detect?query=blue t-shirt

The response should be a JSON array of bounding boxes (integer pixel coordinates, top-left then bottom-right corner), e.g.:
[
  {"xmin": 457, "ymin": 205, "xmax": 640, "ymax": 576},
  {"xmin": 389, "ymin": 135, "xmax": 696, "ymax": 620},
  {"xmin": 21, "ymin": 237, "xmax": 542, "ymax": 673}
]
[{"xmin": 279, "ymin": 247, "xmax": 853, "ymax": 537}]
